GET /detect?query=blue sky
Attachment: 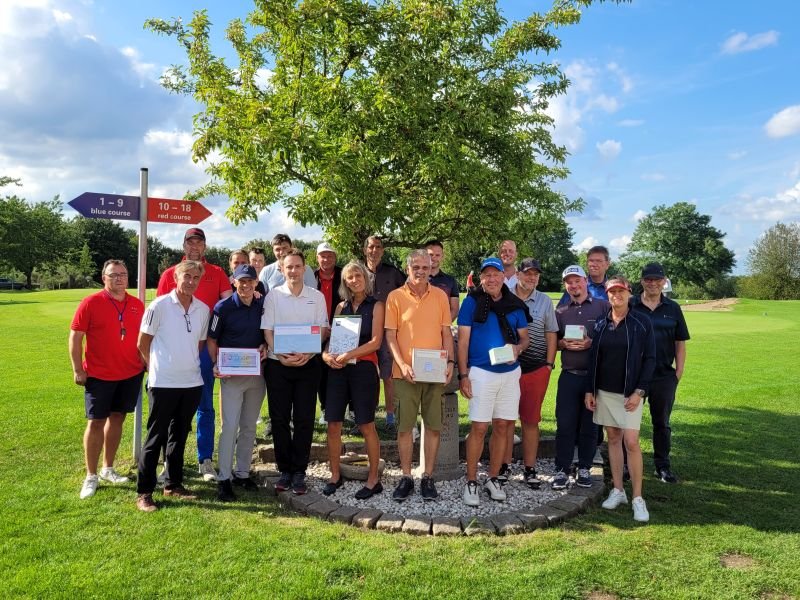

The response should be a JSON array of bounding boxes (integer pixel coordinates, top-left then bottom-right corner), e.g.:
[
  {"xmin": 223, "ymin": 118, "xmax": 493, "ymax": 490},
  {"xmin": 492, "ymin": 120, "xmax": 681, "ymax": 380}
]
[{"xmin": 1, "ymin": 0, "xmax": 799, "ymax": 274}]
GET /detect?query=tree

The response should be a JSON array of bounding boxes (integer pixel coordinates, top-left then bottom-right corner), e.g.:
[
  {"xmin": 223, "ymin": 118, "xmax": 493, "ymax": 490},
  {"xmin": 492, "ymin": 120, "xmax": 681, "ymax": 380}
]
[
  {"xmin": 145, "ymin": 0, "xmax": 595, "ymax": 256},
  {"xmin": 67, "ymin": 218, "xmax": 137, "ymax": 284},
  {"xmin": 742, "ymin": 222, "xmax": 800, "ymax": 300},
  {"xmin": 509, "ymin": 212, "xmax": 578, "ymax": 292},
  {"xmin": 618, "ymin": 202, "xmax": 735, "ymax": 291},
  {"xmin": 0, "ymin": 196, "xmax": 69, "ymax": 287}
]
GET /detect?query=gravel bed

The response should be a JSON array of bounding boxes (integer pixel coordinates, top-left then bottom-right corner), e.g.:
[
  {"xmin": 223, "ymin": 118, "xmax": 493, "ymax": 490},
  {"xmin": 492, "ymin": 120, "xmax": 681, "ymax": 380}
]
[{"xmin": 302, "ymin": 459, "xmax": 569, "ymax": 517}]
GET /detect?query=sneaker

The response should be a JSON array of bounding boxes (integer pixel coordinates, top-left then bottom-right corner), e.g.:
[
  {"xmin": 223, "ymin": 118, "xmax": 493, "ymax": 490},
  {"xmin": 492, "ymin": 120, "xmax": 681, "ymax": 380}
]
[
  {"xmin": 392, "ymin": 476, "xmax": 414, "ymax": 502},
  {"xmin": 275, "ymin": 472, "xmax": 292, "ymax": 492},
  {"xmin": 79, "ymin": 474, "xmax": 98, "ymax": 499},
  {"xmin": 524, "ymin": 467, "xmax": 540, "ymax": 489},
  {"xmin": 485, "ymin": 477, "xmax": 507, "ymax": 501},
  {"xmin": 354, "ymin": 482, "xmax": 383, "ymax": 500},
  {"xmin": 632, "ymin": 496, "xmax": 650, "ymax": 522},
  {"xmin": 576, "ymin": 468, "xmax": 592, "ymax": 488},
  {"xmin": 217, "ymin": 479, "xmax": 236, "ymax": 502},
  {"xmin": 463, "ymin": 480, "xmax": 480, "ymax": 506},
  {"xmin": 136, "ymin": 493, "xmax": 158, "ymax": 512},
  {"xmin": 291, "ymin": 472, "xmax": 307, "ymax": 495},
  {"xmin": 551, "ymin": 470, "xmax": 569, "ymax": 490},
  {"xmin": 655, "ymin": 468, "xmax": 679, "ymax": 484},
  {"xmin": 232, "ymin": 475, "xmax": 258, "ymax": 491},
  {"xmin": 602, "ymin": 488, "xmax": 629, "ymax": 510},
  {"xmin": 199, "ymin": 459, "xmax": 218, "ymax": 482},
  {"xmin": 497, "ymin": 463, "xmax": 510, "ymax": 484},
  {"xmin": 99, "ymin": 467, "xmax": 129, "ymax": 484},
  {"xmin": 163, "ymin": 485, "xmax": 198, "ymax": 500},
  {"xmin": 420, "ymin": 473, "xmax": 438, "ymax": 500},
  {"xmin": 411, "ymin": 426, "xmax": 420, "ymax": 443}
]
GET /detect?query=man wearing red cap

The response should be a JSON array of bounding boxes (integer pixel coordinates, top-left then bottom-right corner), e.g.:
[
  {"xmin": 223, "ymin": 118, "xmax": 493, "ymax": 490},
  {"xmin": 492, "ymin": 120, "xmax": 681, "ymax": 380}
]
[{"xmin": 157, "ymin": 228, "xmax": 231, "ymax": 482}]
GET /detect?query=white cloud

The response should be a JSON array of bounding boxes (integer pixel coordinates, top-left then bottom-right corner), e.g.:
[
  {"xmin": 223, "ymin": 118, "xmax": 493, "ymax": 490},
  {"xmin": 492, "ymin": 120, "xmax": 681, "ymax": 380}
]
[
  {"xmin": 144, "ymin": 129, "xmax": 194, "ymax": 156},
  {"xmin": 573, "ymin": 236, "xmax": 599, "ymax": 252},
  {"xmin": 641, "ymin": 172, "xmax": 666, "ymax": 182},
  {"xmin": 596, "ymin": 139, "xmax": 622, "ymax": 160},
  {"xmin": 52, "ymin": 8, "xmax": 72, "ymax": 23},
  {"xmin": 726, "ymin": 181, "xmax": 800, "ymax": 222},
  {"xmin": 609, "ymin": 235, "xmax": 631, "ymax": 253},
  {"xmin": 765, "ymin": 105, "xmax": 800, "ymax": 139},
  {"xmin": 586, "ymin": 94, "xmax": 619, "ymax": 113},
  {"xmin": 727, "ymin": 150, "xmax": 747, "ymax": 160},
  {"xmin": 120, "ymin": 46, "xmax": 158, "ymax": 81},
  {"xmin": 617, "ymin": 119, "xmax": 644, "ymax": 127},
  {"xmin": 632, "ymin": 209, "xmax": 648, "ymax": 222},
  {"xmin": 721, "ymin": 30, "xmax": 779, "ymax": 55},
  {"xmin": 606, "ymin": 62, "xmax": 633, "ymax": 93}
]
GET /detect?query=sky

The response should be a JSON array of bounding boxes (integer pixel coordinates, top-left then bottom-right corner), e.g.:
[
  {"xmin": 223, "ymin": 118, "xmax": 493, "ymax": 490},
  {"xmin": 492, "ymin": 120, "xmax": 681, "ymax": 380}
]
[{"xmin": 1, "ymin": 0, "xmax": 799, "ymax": 274}]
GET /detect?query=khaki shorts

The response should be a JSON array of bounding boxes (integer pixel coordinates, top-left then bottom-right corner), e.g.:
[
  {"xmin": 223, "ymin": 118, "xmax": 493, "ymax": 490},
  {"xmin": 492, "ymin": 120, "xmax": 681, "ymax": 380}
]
[
  {"xmin": 394, "ymin": 379, "xmax": 444, "ymax": 432},
  {"xmin": 593, "ymin": 389, "xmax": 643, "ymax": 431}
]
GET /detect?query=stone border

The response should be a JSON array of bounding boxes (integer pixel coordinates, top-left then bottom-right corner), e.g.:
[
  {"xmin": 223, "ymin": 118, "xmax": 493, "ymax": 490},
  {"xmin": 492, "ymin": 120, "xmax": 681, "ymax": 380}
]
[{"xmin": 251, "ymin": 438, "xmax": 606, "ymax": 536}]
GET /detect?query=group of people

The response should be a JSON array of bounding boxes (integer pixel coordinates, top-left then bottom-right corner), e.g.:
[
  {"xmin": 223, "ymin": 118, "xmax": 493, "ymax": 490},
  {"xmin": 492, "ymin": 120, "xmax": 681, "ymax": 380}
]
[{"xmin": 70, "ymin": 231, "xmax": 688, "ymax": 523}]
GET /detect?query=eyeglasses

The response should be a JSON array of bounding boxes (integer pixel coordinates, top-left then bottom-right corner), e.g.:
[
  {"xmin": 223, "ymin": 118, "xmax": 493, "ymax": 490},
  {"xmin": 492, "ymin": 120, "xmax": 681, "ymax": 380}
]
[
  {"xmin": 183, "ymin": 313, "xmax": 192, "ymax": 333},
  {"xmin": 105, "ymin": 272, "xmax": 128, "ymax": 279}
]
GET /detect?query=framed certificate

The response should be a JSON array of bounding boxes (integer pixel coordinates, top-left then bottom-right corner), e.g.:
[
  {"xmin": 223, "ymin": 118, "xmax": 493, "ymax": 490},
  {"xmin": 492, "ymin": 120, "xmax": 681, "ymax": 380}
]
[
  {"xmin": 412, "ymin": 348, "xmax": 448, "ymax": 383},
  {"xmin": 564, "ymin": 325, "xmax": 586, "ymax": 341},
  {"xmin": 274, "ymin": 324, "xmax": 322, "ymax": 354},
  {"xmin": 489, "ymin": 343, "xmax": 515, "ymax": 365},
  {"xmin": 329, "ymin": 316, "xmax": 361, "ymax": 364},
  {"xmin": 218, "ymin": 348, "xmax": 262, "ymax": 376}
]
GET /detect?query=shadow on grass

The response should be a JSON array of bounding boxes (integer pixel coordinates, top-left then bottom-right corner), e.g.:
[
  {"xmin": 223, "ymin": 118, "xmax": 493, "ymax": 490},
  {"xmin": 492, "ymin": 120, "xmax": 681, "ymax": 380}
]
[{"xmin": 592, "ymin": 404, "xmax": 800, "ymax": 533}]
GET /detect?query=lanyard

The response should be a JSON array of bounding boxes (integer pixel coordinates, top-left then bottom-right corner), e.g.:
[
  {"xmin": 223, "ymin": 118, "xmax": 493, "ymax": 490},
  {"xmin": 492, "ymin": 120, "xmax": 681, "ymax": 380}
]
[{"xmin": 105, "ymin": 292, "xmax": 128, "ymax": 340}]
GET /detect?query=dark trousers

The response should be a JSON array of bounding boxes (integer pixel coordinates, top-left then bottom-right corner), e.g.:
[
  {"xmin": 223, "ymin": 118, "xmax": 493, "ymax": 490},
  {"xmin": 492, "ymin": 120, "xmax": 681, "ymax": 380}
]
[
  {"xmin": 137, "ymin": 386, "xmax": 202, "ymax": 494},
  {"xmin": 265, "ymin": 358, "xmax": 322, "ymax": 474},
  {"xmin": 648, "ymin": 373, "xmax": 678, "ymax": 470},
  {"xmin": 556, "ymin": 371, "xmax": 597, "ymax": 472}
]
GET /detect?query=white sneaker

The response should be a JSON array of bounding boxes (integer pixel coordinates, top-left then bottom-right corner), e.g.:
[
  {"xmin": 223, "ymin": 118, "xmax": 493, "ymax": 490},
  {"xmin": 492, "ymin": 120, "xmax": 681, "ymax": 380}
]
[
  {"xmin": 463, "ymin": 480, "xmax": 480, "ymax": 506},
  {"xmin": 199, "ymin": 459, "xmax": 218, "ymax": 482},
  {"xmin": 602, "ymin": 487, "xmax": 628, "ymax": 510},
  {"xmin": 632, "ymin": 496, "xmax": 650, "ymax": 522},
  {"xmin": 98, "ymin": 467, "xmax": 129, "ymax": 484},
  {"xmin": 484, "ymin": 477, "xmax": 507, "ymax": 501},
  {"xmin": 80, "ymin": 474, "xmax": 98, "ymax": 499},
  {"xmin": 412, "ymin": 426, "xmax": 420, "ymax": 443}
]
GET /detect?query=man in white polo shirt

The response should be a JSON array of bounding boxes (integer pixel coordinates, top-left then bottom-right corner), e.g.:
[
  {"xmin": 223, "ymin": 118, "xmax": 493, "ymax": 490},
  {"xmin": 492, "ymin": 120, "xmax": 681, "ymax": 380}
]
[
  {"xmin": 135, "ymin": 260, "xmax": 210, "ymax": 512},
  {"xmin": 261, "ymin": 248, "xmax": 330, "ymax": 495}
]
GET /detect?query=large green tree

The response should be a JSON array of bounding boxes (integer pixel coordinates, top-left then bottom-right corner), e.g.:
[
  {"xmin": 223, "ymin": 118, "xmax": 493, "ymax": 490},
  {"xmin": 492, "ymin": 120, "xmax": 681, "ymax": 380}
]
[
  {"xmin": 741, "ymin": 222, "xmax": 800, "ymax": 300},
  {"xmin": 618, "ymin": 202, "xmax": 735, "ymax": 290},
  {"xmin": 67, "ymin": 218, "xmax": 137, "ymax": 284},
  {"xmin": 145, "ymin": 0, "xmax": 597, "ymax": 256}
]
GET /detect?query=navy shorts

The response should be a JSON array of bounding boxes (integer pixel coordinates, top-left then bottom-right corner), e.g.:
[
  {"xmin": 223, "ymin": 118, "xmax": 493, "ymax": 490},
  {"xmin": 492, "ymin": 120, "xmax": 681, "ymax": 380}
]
[
  {"xmin": 325, "ymin": 361, "xmax": 379, "ymax": 425},
  {"xmin": 84, "ymin": 372, "xmax": 144, "ymax": 420}
]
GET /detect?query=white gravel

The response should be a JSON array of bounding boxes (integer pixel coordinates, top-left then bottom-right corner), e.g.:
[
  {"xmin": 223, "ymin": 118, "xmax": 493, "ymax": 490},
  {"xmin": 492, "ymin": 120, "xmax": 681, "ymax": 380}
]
[{"xmin": 301, "ymin": 459, "xmax": 570, "ymax": 518}]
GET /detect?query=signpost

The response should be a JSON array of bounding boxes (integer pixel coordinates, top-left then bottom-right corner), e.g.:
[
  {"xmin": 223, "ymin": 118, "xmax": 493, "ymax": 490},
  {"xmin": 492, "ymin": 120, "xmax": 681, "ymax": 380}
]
[{"xmin": 67, "ymin": 172, "xmax": 211, "ymax": 459}]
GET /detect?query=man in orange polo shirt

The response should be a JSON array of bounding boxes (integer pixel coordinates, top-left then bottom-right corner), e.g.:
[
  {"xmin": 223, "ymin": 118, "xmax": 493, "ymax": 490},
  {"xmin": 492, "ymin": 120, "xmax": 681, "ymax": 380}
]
[{"xmin": 385, "ymin": 249, "xmax": 454, "ymax": 502}]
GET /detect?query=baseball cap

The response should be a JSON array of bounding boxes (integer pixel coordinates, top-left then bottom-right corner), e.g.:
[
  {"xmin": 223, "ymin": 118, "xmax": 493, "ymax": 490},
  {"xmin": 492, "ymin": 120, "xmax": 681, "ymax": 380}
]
[
  {"xmin": 641, "ymin": 262, "xmax": 666, "ymax": 279},
  {"xmin": 480, "ymin": 257, "xmax": 504, "ymax": 272},
  {"xmin": 562, "ymin": 265, "xmax": 586, "ymax": 280},
  {"xmin": 519, "ymin": 258, "xmax": 542, "ymax": 273},
  {"xmin": 184, "ymin": 227, "xmax": 205, "ymax": 242},
  {"xmin": 316, "ymin": 242, "xmax": 336, "ymax": 254},
  {"xmin": 233, "ymin": 264, "xmax": 257, "ymax": 280}
]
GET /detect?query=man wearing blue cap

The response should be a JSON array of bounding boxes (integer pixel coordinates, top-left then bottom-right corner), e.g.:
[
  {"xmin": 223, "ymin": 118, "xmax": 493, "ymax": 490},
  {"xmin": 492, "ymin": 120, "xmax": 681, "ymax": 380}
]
[{"xmin": 207, "ymin": 264, "xmax": 267, "ymax": 501}]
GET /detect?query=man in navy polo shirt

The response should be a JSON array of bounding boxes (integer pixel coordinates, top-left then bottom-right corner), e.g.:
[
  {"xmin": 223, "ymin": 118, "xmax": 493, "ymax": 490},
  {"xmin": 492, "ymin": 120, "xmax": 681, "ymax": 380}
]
[{"xmin": 631, "ymin": 262, "xmax": 690, "ymax": 484}]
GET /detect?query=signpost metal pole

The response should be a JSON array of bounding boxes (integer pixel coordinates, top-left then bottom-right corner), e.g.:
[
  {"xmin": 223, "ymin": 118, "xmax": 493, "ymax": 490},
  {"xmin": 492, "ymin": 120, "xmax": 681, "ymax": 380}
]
[{"xmin": 133, "ymin": 168, "xmax": 149, "ymax": 461}]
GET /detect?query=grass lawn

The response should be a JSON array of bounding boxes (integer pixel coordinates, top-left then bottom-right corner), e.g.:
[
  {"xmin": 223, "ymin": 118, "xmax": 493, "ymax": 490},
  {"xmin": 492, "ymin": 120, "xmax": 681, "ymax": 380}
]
[{"xmin": 1, "ymin": 290, "xmax": 799, "ymax": 599}]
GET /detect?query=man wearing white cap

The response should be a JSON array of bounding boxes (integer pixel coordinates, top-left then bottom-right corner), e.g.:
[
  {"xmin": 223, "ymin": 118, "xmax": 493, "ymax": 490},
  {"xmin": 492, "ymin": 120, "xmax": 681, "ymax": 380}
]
[
  {"xmin": 314, "ymin": 242, "xmax": 342, "ymax": 423},
  {"xmin": 552, "ymin": 265, "xmax": 608, "ymax": 490}
]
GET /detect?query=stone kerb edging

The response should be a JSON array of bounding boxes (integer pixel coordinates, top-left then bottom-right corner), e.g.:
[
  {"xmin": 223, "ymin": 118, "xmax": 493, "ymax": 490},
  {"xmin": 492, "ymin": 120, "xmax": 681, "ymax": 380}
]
[{"xmin": 251, "ymin": 439, "xmax": 606, "ymax": 536}]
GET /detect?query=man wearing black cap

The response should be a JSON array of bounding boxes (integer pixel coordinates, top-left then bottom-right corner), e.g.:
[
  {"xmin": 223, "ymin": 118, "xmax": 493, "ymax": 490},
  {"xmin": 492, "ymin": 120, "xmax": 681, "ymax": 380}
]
[
  {"xmin": 157, "ymin": 228, "xmax": 232, "ymax": 483},
  {"xmin": 631, "ymin": 263, "xmax": 689, "ymax": 483}
]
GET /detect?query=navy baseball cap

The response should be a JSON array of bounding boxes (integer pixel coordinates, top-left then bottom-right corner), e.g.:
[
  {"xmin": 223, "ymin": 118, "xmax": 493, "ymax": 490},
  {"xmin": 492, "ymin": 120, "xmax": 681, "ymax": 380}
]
[
  {"xmin": 233, "ymin": 264, "xmax": 257, "ymax": 280},
  {"xmin": 641, "ymin": 262, "xmax": 666, "ymax": 279},
  {"xmin": 480, "ymin": 257, "xmax": 504, "ymax": 272},
  {"xmin": 519, "ymin": 258, "xmax": 542, "ymax": 273}
]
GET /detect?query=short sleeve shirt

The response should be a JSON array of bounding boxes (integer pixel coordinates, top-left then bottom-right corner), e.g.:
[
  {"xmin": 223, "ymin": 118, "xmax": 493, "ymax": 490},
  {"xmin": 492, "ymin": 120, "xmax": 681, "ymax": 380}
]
[
  {"xmin": 631, "ymin": 294, "xmax": 690, "ymax": 377},
  {"xmin": 71, "ymin": 291, "xmax": 145, "ymax": 381},
  {"xmin": 140, "ymin": 291, "xmax": 209, "ymax": 388},
  {"xmin": 208, "ymin": 293, "xmax": 265, "ymax": 349},
  {"xmin": 384, "ymin": 283, "xmax": 451, "ymax": 379},
  {"xmin": 260, "ymin": 283, "xmax": 330, "ymax": 360},
  {"xmin": 555, "ymin": 296, "xmax": 609, "ymax": 372},
  {"xmin": 516, "ymin": 288, "xmax": 558, "ymax": 373},
  {"xmin": 430, "ymin": 271, "xmax": 459, "ymax": 300},
  {"xmin": 457, "ymin": 294, "xmax": 528, "ymax": 374},
  {"xmin": 157, "ymin": 258, "xmax": 230, "ymax": 314},
  {"xmin": 258, "ymin": 262, "xmax": 316, "ymax": 294}
]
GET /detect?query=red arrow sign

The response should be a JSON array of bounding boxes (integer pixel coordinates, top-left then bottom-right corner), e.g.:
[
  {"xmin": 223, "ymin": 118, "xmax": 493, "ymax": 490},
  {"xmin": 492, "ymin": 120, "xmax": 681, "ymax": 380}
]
[{"xmin": 147, "ymin": 197, "xmax": 212, "ymax": 224}]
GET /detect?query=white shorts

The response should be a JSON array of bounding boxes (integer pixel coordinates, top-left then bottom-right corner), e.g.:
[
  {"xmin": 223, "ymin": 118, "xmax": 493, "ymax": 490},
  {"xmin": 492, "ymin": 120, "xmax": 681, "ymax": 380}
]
[{"xmin": 467, "ymin": 366, "xmax": 521, "ymax": 422}]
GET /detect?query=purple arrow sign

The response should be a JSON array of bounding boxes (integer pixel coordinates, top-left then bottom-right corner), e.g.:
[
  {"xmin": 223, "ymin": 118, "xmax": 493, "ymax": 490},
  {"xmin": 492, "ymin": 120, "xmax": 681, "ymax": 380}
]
[{"xmin": 68, "ymin": 192, "xmax": 140, "ymax": 221}]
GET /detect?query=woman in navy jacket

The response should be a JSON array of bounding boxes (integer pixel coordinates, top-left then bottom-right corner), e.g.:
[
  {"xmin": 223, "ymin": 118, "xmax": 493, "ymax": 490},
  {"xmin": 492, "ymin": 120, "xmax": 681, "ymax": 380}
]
[{"xmin": 586, "ymin": 276, "xmax": 655, "ymax": 522}]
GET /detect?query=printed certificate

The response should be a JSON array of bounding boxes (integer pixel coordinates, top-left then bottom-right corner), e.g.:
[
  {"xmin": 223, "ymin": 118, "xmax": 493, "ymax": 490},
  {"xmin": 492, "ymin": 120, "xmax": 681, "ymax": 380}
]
[
  {"xmin": 412, "ymin": 348, "xmax": 448, "ymax": 383},
  {"xmin": 218, "ymin": 348, "xmax": 262, "ymax": 376},
  {"xmin": 274, "ymin": 324, "xmax": 322, "ymax": 354},
  {"xmin": 564, "ymin": 325, "xmax": 586, "ymax": 340},
  {"xmin": 329, "ymin": 316, "xmax": 361, "ymax": 364},
  {"xmin": 489, "ymin": 343, "xmax": 515, "ymax": 365}
]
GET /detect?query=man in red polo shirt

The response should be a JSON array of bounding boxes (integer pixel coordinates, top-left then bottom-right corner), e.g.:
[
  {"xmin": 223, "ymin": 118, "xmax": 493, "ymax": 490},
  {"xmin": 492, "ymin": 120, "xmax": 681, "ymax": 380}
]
[
  {"xmin": 70, "ymin": 259, "xmax": 146, "ymax": 499},
  {"xmin": 157, "ymin": 227, "xmax": 231, "ymax": 481}
]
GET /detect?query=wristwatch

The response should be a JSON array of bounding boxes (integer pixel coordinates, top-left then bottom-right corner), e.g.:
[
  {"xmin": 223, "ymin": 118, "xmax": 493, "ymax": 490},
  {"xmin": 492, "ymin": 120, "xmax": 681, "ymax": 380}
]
[
  {"xmin": 545, "ymin": 362, "xmax": 555, "ymax": 368},
  {"xmin": 634, "ymin": 388, "xmax": 646, "ymax": 398},
  {"xmin": 458, "ymin": 373, "xmax": 469, "ymax": 380}
]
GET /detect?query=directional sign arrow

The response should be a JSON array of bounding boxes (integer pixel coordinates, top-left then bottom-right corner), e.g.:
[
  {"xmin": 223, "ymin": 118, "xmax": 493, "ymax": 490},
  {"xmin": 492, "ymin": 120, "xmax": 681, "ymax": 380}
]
[
  {"xmin": 68, "ymin": 192, "xmax": 140, "ymax": 221},
  {"xmin": 147, "ymin": 197, "xmax": 212, "ymax": 225}
]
